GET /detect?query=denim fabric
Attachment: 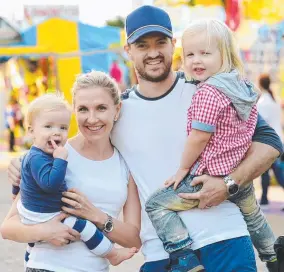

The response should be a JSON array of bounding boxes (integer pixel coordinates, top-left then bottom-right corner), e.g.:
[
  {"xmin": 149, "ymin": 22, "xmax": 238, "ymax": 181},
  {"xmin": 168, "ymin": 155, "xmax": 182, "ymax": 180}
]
[
  {"xmin": 139, "ymin": 258, "xmax": 170, "ymax": 272},
  {"xmin": 140, "ymin": 237, "xmax": 256, "ymax": 272},
  {"xmin": 145, "ymin": 174, "xmax": 202, "ymax": 253},
  {"xmin": 229, "ymin": 183, "xmax": 276, "ymax": 262},
  {"xmin": 198, "ymin": 236, "xmax": 257, "ymax": 272},
  {"xmin": 191, "ymin": 120, "xmax": 216, "ymax": 132},
  {"xmin": 146, "ymin": 175, "xmax": 276, "ymax": 261},
  {"xmin": 261, "ymin": 158, "xmax": 284, "ymax": 202}
]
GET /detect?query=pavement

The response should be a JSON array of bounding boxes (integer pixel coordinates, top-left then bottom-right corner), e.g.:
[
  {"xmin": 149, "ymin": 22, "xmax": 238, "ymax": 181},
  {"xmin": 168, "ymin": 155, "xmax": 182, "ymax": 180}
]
[{"xmin": 0, "ymin": 154, "xmax": 283, "ymax": 272}]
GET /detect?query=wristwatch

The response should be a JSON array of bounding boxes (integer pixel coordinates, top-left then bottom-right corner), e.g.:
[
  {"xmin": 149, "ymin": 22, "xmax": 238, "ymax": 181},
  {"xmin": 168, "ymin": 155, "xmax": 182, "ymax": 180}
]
[
  {"xmin": 103, "ymin": 214, "xmax": 114, "ymax": 233},
  {"xmin": 223, "ymin": 175, "xmax": 239, "ymax": 196}
]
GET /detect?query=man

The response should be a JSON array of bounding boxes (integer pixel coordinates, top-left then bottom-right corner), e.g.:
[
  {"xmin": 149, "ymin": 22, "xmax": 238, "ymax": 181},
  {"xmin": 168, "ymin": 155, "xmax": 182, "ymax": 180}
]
[
  {"xmin": 7, "ymin": 5, "xmax": 282, "ymax": 272},
  {"xmin": 112, "ymin": 5, "xmax": 282, "ymax": 272}
]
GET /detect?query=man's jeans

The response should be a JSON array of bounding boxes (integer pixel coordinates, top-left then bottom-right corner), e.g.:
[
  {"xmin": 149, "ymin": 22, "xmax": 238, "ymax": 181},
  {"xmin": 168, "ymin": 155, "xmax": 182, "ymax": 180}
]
[
  {"xmin": 140, "ymin": 236, "xmax": 257, "ymax": 272},
  {"xmin": 145, "ymin": 174, "xmax": 276, "ymax": 262}
]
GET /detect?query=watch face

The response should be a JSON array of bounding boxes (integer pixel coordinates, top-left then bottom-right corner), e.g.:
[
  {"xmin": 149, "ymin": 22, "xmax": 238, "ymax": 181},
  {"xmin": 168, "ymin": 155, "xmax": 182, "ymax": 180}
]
[
  {"xmin": 105, "ymin": 221, "xmax": 113, "ymax": 232},
  {"xmin": 229, "ymin": 184, "xmax": 239, "ymax": 195}
]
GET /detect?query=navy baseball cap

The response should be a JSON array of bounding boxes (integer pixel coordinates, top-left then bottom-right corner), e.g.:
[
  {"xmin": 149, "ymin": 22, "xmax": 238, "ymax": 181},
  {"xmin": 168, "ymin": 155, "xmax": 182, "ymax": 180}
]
[{"xmin": 126, "ymin": 5, "xmax": 173, "ymax": 44}]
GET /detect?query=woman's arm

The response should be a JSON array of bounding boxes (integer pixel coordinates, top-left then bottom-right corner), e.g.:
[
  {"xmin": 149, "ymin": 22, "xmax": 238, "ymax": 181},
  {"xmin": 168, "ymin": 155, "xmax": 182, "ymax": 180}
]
[
  {"xmin": 105, "ymin": 175, "xmax": 141, "ymax": 248},
  {"xmin": 62, "ymin": 175, "xmax": 141, "ymax": 249},
  {"xmin": 1, "ymin": 194, "xmax": 41, "ymax": 243},
  {"xmin": 0, "ymin": 194, "xmax": 79, "ymax": 245}
]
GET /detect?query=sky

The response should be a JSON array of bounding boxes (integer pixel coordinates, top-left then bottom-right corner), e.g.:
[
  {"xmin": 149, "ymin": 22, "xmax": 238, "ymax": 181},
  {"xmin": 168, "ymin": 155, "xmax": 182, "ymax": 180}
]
[{"xmin": 0, "ymin": 0, "xmax": 136, "ymax": 26}]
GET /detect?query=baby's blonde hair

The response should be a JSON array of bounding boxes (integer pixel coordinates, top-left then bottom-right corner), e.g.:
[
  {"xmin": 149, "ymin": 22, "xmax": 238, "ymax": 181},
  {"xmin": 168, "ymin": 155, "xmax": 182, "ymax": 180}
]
[
  {"xmin": 72, "ymin": 70, "xmax": 121, "ymax": 106},
  {"xmin": 25, "ymin": 93, "xmax": 72, "ymax": 129},
  {"xmin": 182, "ymin": 19, "xmax": 244, "ymax": 75}
]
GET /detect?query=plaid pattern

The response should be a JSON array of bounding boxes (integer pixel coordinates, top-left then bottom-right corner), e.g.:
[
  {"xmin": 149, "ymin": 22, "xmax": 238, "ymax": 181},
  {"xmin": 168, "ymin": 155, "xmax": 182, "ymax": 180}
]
[{"xmin": 187, "ymin": 84, "xmax": 258, "ymax": 176}]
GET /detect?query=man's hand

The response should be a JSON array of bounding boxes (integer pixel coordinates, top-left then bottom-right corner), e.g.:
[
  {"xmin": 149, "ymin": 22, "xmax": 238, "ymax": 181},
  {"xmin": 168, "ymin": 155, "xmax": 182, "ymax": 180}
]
[
  {"xmin": 8, "ymin": 158, "xmax": 21, "ymax": 187},
  {"xmin": 178, "ymin": 175, "xmax": 228, "ymax": 209}
]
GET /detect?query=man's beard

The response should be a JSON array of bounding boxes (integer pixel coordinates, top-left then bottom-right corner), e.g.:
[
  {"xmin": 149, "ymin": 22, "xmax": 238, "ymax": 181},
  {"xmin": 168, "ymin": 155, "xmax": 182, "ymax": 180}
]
[{"xmin": 135, "ymin": 60, "xmax": 172, "ymax": 83}]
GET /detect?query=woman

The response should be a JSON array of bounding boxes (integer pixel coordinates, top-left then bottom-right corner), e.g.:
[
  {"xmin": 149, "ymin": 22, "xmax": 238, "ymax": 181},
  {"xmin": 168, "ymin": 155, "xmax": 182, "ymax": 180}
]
[
  {"xmin": 257, "ymin": 74, "xmax": 284, "ymax": 207},
  {"xmin": 1, "ymin": 71, "xmax": 141, "ymax": 272}
]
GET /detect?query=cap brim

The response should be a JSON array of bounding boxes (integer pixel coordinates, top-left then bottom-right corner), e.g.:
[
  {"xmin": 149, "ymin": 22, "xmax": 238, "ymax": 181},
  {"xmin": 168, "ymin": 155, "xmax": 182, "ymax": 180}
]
[{"xmin": 127, "ymin": 26, "xmax": 173, "ymax": 44}]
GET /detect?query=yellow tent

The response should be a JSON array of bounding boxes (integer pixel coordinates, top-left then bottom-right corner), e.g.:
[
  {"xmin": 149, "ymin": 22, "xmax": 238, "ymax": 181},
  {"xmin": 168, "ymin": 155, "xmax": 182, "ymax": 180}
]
[{"xmin": 0, "ymin": 18, "xmax": 123, "ymax": 136}]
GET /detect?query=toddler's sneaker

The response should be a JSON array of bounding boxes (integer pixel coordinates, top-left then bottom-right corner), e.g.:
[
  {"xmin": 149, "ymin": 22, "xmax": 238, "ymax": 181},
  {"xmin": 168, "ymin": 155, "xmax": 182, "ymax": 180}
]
[{"xmin": 170, "ymin": 248, "xmax": 205, "ymax": 272}]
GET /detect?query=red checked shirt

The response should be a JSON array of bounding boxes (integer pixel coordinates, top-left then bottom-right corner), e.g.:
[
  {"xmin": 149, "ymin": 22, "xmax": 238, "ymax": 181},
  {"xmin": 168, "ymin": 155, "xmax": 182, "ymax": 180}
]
[{"xmin": 187, "ymin": 84, "xmax": 258, "ymax": 176}]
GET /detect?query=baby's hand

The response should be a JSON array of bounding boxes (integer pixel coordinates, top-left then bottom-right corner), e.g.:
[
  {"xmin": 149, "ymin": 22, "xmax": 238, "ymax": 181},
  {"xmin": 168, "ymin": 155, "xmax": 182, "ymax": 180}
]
[
  {"xmin": 165, "ymin": 176, "xmax": 176, "ymax": 188},
  {"xmin": 51, "ymin": 140, "xmax": 68, "ymax": 160},
  {"xmin": 165, "ymin": 168, "xmax": 189, "ymax": 190}
]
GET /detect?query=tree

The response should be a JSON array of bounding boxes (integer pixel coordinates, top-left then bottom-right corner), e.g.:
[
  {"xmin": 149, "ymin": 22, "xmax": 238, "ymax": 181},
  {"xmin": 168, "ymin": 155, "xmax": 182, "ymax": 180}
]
[{"xmin": 106, "ymin": 16, "xmax": 125, "ymax": 28}]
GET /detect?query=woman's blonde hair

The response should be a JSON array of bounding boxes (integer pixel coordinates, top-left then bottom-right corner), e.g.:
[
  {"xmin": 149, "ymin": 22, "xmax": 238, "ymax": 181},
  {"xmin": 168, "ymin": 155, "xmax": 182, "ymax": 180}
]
[
  {"xmin": 25, "ymin": 93, "xmax": 72, "ymax": 129},
  {"xmin": 72, "ymin": 70, "xmax": 121, "ymax": 106},
  {"xmin": 182, "ymin": 19, "xmax": 244, "ymax": 75}
]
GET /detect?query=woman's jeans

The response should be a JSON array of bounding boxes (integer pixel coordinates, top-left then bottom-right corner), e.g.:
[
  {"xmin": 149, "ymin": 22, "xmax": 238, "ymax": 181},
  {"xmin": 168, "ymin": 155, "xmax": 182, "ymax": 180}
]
[
  {"xmin": 145, "ymin": 174, "xmax": 276, "ymax": 262},
  {"xmin": 261, "ymin": 158, "xmax": 284, "ymax": 202}
]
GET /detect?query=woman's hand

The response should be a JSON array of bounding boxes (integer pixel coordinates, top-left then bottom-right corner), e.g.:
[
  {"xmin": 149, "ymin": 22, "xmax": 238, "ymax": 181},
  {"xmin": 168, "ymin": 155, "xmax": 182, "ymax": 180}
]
[
  {"xmin": 40, "ymin": 213, "xmax": 81, "ymax": 246},
  {"xmin": 61, "ymin": 189, "xmax": 107, "ymax": 227}
]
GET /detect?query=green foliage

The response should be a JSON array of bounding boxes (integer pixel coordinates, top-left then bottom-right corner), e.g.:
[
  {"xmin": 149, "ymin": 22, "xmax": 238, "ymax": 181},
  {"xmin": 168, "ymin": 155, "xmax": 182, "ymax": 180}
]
[{"xmin": 106, "ymin": 16, "xmax": 125, "ymax": 28}]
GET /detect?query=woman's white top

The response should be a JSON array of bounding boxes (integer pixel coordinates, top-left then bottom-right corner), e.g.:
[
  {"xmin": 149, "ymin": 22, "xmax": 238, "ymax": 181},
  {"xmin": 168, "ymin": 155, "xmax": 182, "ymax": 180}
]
[
  {"xmin": 257, "ymin": 92, "xmax": 284, "ymax": 141},
  {"xmin": 27, "ymin": 143, "xmax": 129, "ymax": 272}
]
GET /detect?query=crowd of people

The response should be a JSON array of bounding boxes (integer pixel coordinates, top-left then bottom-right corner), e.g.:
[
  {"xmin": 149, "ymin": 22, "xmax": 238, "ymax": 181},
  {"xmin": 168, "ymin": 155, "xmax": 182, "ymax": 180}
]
[{"xmin": 1, "ymin": 4, "xmax": 284, "ymax": 272}]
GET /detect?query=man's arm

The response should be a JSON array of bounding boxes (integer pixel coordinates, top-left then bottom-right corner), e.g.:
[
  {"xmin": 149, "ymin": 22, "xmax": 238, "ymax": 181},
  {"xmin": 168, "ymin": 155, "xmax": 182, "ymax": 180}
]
[
  {"xmin": 179, "ymin": 114, "xmax": 283, "ymax": 208},
  {"xmin": 230, "ymin": 143, "xmax": 278, "ymax": 187}
]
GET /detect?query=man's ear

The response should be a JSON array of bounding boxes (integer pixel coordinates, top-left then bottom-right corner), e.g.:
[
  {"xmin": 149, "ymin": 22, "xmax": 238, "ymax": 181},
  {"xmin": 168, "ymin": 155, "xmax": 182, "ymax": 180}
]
[{"xmin": 124, "ymin": 44, "xmax": 133, "ymax": 61}]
